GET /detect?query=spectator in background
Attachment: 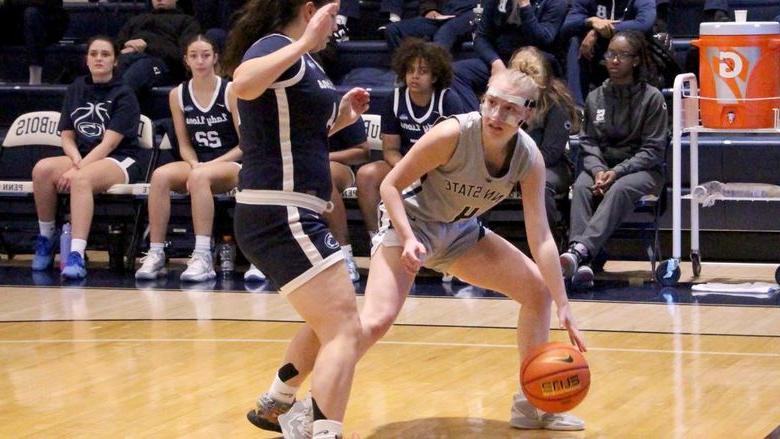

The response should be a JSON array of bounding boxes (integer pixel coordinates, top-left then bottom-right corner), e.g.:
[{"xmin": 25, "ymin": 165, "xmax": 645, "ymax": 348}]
[
  {"xmin": 356, "ymin": 39, "xmax": 465, "ymax": 239},
  {"xmin": 0, "ymin": 0, "xmax": 68, "ymax": 84},
  {"xmin": 559, "ymin": 0, "xmax": 655, "ymax": 106},
  {"xmin": 133, "ymin": 35, "xmax": 265, "ymax": 283},
  {"xmin": 560, "ymin": 32, "xmax": 667, "ymax": 289},
  {"xmin": 31, "ymin": 36, "xmax": 144, "ymax": 279},
  {"xmin": 510, "ymin": 46, "xmax": 580, "ymax": 235},
  {"xmin": 190, "ymin": 0, "xmax": 245, "ymax": 52},
  {"xmin": 335, "ymin": 0, "xmax": 419, "ymax": 41},
  {"xmin": 117, "ymin": 0, "xmax": 200, "ymax": 94},
  {"xmin": 385, "ymin": 0, "xmax": 478, "ymax": 54},
  {"xmin": 325, "ymin": 119, "xmax": 370, "ymax": 282},
  {"xmin": 655, "ymin": 0, "xmax": 730, "ymax": 36},
  {"xmin": 451, "ymin": 0, "xmax": 567, "ymax": 111}
]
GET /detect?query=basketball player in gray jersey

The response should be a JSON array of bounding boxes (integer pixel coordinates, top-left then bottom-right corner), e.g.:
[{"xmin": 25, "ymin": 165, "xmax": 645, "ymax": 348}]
[
  {"xmin": 250, "ymin": 69, "xmax": 588, "ymax": 435},
  {"xmin": 368, "ymin": 69, "xmax": 587, "ymax": 431}
]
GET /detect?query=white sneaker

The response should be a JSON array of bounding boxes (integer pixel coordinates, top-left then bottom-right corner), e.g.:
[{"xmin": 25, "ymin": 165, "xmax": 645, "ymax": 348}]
[
  {"xmin": 509, "ymin": 393, "xmax": 585, "ymax": 431},
  {"xmin": 135, "ymin": 249, "xmax": 167, "ymax": 280},
  {"xmin": 180, "ymin": 251, "xmax": 216, "ymax": 282},
  {"xmin": 278, "ymin": 396, "xmax": 312, "ymax": 439},
  {"xmin": 345, "ymin": 255, "xmax": 360, "ymax": 282},
  {"xmin": 244, "ymin": 264, "xmax": 266, "ymax": 282}
]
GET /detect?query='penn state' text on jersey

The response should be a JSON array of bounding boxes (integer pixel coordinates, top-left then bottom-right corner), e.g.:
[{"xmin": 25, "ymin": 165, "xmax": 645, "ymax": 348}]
[
  {"xmin": 237, "ymin": 34, "xmax": 339, "ymax": 201},
  {"xmin": 403, "ymin": 111, "xmax": 539, "ymax": 223},
  {"xmin": 178, "ymin": 77, "xmax": 239, "ymax": 158},
  {"xmin": 382, "ymin": 86, "xmax": 465, "ymax": 155}
]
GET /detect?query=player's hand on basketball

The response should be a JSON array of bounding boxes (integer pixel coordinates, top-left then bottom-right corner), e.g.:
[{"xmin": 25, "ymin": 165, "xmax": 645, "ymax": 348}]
[
  {"xmin": 557, "ymin": 303, "xmax": 587, "ymax": 352},
  {"xmin": 339, "ymin": 88, "xmax": 371, "ymax": 123},
  {"xmin": 301, "ymin": 2, "xmax": 339, "ymax": 52},
  {"xmin": 400, "ymin": 238, "xmax": 426, "ymax": 274}
]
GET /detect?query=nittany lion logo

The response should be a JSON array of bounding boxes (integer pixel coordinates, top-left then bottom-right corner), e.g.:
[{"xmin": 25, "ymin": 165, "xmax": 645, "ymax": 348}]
[
  {"xmin": 72, "ymin": 102, "xmax": 110, "ymax": 138},
  {"xmin": 324, "ymin": 232, "xmax": 340, "ymax": 250}
]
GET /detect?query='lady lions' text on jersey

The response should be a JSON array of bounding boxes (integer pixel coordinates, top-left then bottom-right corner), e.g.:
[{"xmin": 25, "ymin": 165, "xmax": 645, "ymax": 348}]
[
  {"xmin": 237, "ymin": 34, "xmax": 339, "ymax": 201},
  {"xmin": 178, "ymin": 77, "xmax": 239, "ymax": 161},
  {"xmin": 382, "ymin": 86, "xmax": 465, "ymax": 155}
]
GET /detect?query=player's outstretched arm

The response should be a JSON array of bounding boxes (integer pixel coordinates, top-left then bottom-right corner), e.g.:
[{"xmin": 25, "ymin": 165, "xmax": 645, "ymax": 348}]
[
  {"xmin": 232, "ymin": 3, "xmax": 339, "ymax": 100},
  {"xmin": 520, "ymin": 154, "xmax": 587, "ymax": 352}
]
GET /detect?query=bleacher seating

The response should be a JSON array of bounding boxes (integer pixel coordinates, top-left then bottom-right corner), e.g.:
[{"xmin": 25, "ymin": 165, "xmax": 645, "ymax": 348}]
[
  {"xmin": 667, "ymin": 0, "xmax": 780, "ymax": 37},
  {"xmin": 0, "ymin": 111, "xmax": 156, "ymax": 265},
  {"xmin": 2, "ymin": 1, "xmax": 780, "ymax": 262}
]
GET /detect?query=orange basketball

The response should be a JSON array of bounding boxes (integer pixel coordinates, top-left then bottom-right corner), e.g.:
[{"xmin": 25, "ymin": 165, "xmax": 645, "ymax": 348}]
[{"xmin": 520, "ymin": 342, "xmax": 590, "ymax": 413}]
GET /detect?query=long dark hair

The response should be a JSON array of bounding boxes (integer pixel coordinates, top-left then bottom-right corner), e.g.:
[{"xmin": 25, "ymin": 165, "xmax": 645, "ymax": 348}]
[
  {"xmin": 183, "ymin": 34, "xmax": 219, "ymax": 56},
  {"xmin": 222, "ymin": 0, "xmax": 332, "ymax": 76},
  {"xmin": 86, "ymin": 35, "xmax": 118, "ymax": 58},
  {"xmin": 612, "ymin": 31, "xmax": 657, "ymax": 86}
]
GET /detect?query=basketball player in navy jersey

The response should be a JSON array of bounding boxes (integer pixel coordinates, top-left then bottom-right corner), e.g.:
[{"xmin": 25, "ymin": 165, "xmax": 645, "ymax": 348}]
[
  {"xmin": 356, "ymin": 38, "xmax": 465, "ymax": 237},
  {"xmin": 223, "ymin": 0, "xmax": 369, "ymax": 437},
  {"xmin": 246, "ymin": 70, "xmax": 588, "ymax": 434},
  {"xmin": 135, "ymin": 35, "xmax": 264, "ymax": 283},
  {"xmin": 31, "ymin": 36, "xmax": 143, "ymax": 279}
]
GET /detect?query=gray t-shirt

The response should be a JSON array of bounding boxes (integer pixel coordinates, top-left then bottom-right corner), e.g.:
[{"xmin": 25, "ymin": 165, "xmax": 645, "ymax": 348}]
[{"xmin": 403, "ymin": 111, "xmax": 539, "ymax": 224}]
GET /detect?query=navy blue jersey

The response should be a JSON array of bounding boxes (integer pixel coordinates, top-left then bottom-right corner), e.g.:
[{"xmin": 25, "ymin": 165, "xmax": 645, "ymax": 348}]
[
  {"xmin": 329, "ymin": 117, "xmax": 367, "ymax": 152},
  {"xmin": 381, "ymin": 86, "xmax": 465, "ymax": 155},
  {"xmin": 58, "ymin": 75, "xmax": 140, "ymax": 156},
  {"xmin": 237, "ymin": 34, "xmax": 339, "ymax": 200},
  {"xmin": 178, "ymin": 77, "xmax": 239, "ymax": 160}
]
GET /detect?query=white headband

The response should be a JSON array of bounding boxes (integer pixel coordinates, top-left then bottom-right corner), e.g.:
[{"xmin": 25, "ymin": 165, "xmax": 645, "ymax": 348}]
[{"xmin": 485, "ymin": 87, "xmax": 536, "ymax": 108}]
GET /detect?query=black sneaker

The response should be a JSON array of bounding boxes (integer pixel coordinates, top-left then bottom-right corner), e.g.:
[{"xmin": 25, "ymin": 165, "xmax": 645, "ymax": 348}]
[
  {"xmin": 571, "ymin": 265, "xmax": 594, "ymax": 289},
  {"xmin": 560, "ymin": 246, "xmax": 587, "ymax": 279},
  {"xmin": 246, "ymin": 392, "xmax": 294, "ymax": 433}
]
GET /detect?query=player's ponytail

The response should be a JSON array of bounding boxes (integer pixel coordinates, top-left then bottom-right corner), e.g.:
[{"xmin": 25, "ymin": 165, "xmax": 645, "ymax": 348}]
[{"xmin": 223, "ymin": 0, "xmax": 333, "ymax": 77}]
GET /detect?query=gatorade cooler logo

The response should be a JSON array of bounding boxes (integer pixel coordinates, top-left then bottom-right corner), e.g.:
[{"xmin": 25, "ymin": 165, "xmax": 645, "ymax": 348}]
[{"xmin": 706, "ymin": 47, "xmax": 760, "ymax": 103}]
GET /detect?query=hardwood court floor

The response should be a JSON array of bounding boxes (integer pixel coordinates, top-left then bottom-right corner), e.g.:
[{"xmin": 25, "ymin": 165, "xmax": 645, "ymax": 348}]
[{"xmin": 0, "ymin": 261, "xmax": 779, "ymax": 438}]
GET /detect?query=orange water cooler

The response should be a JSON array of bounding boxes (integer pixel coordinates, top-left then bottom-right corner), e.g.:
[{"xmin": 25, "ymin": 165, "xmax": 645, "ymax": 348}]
[{"xmin": 692, "ymin": 22, "xmax": 780, "ymax": 129}]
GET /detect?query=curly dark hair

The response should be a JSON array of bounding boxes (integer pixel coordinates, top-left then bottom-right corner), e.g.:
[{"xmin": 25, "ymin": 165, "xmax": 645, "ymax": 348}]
[{"xmin": 390, "ymin": 38, "xmax": 453, "ymax": 89}]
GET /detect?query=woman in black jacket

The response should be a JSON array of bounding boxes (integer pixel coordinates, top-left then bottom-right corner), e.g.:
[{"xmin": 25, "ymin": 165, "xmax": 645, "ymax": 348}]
[
  {"xmin": 116, "ymin": 0, "xmax": 200, "ymax": 93},
  {"xmin": 560, "ymin": 31, "xmax": 668, "ymax": 288}
]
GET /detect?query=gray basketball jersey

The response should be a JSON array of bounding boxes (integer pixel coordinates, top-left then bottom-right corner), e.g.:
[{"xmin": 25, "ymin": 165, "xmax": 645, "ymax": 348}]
[{"xmin": 403, "ymin": 111, "xmax": 538, "ymax": 223}]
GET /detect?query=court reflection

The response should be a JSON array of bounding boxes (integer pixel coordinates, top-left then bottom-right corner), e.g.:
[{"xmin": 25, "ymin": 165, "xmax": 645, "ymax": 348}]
[{"xmin": 366, "ymin": 417, "xmax": 583, "ymax": 438}]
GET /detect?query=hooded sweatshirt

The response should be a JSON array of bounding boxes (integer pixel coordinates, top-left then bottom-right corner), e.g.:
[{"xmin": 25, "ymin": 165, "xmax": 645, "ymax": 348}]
[{"xmin": 579, "ymin": 79, "xmax": 667, "ymax": 177}]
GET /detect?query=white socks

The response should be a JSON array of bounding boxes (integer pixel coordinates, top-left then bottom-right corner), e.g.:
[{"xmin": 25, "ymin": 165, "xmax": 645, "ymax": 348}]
[
  {"xmin": 268, "ymin": 374, "xmax": 298, "ymax": 404},
  {"xmin": 71, "ymin": 239, "xmax": 87, "ymax": 257},
  {"xmin": 313, "ymin": 420, "xmax": 342, "ymax": 439},
  {"xmin": 336, "ymin": 14, "xmax": 347, "ymax": 25},
  {"xmin": 149, "ymin": 242, "xmax": 165, "ymax": 253},
  {"xmin": 342, "ymin": 244, "xmax": 353, "ymax": 260},
  {"xmin": 38, "ymin": 221, "xmax": 56, "ymax": 240},
  {"xmin": 194, "ymin": 235, "xmax": 211, "ymax": 254}
]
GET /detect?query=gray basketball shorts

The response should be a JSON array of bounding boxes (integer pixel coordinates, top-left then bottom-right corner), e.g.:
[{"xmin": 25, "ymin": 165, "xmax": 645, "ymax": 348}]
[{"xmin": 371, "ymin": 204, "xmax": 488, "ymax": 273}]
